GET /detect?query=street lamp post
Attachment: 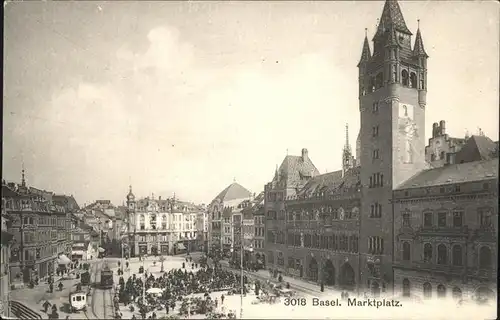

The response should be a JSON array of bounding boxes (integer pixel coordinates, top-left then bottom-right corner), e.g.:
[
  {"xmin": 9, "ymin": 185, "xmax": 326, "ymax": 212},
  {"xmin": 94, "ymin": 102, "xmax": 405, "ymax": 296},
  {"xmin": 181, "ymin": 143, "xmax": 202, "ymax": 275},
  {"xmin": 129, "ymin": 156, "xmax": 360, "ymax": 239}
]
[
  {"xmin": 142, "ymin": 255, "xmax": 148, "ymax": 305},
  {"xmin": 240, "ymin": 236, "xmax": 243, "ymax": 320}
]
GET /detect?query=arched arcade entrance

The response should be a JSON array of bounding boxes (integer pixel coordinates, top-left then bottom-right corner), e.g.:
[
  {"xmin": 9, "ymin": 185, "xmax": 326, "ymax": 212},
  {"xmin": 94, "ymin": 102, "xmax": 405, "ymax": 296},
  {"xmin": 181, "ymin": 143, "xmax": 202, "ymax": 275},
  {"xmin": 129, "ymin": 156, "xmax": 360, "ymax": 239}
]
[
  {"xmin": 339, "ymin": 262, "xmax": 355, "ymax": 291},
  {"xmin": 323, "ymin": 259, "xmax": 335, "ymax": 286},
  {"xmin": 308, "ymin": 258, "xmax": 319, "ymax": 282}
]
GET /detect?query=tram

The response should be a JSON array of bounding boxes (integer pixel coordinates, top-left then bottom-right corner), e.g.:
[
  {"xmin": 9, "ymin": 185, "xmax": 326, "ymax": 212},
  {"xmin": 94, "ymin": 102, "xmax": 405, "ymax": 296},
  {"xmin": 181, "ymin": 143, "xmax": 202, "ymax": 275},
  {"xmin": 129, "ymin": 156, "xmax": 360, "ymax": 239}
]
[
  {"xmin": 80, "ymin": 271, "xmax": 91, "ymax": 286},
  {"xmin": 100, "ymin": 264, "xmax": 114, "ymax": 289},
  {"xmin": 69, "ymin": 291, "xmax": 87, "ymax": 312}
]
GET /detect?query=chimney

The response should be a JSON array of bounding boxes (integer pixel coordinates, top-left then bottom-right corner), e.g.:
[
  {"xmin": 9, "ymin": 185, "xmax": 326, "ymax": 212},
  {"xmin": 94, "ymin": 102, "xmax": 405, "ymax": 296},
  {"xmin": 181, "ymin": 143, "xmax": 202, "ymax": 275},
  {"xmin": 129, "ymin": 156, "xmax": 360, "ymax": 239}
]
[
  {"xmin": 432, "ymin": 122, "xmax": 439, "ymax": 138},
  {"xmin": 301, "ymin": 148, "xmax": 308, "ymax": 161},
  {"xmin": 440, "ymin": 120, "xmax": 446, "ymax": 135}
]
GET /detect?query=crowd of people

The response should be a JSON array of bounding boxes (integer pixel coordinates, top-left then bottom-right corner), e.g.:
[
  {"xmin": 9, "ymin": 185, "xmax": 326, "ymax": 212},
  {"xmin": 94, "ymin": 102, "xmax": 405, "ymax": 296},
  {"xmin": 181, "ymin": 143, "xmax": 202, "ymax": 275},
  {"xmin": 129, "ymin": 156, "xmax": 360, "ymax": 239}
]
[{"xmin": 113, "ymin": 255, "xmax": 248, "ymax": 319}]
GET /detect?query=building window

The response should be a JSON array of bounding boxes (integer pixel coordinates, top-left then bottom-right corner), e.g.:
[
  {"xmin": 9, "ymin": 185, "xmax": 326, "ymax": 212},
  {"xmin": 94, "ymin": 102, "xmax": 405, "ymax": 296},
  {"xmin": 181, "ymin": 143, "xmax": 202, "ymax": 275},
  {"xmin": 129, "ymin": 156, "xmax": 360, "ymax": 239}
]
[
  {"xmin": 437, "ymin": 284, "xmax": 446, "ymax": 299},
  {"xmin": 437, "ymin": 244, "xmax": 447, "ymax": 265},
  {"xmin": 483, "ymin": 182, "xmax": 490, "ymax": 190},
  {"xmin": 372, "ymin": 102, "xmax": 379, "ymax": 113},
  {"xmin": 370, "ymin": 203, "xmax": 382, "ymax": 218},
  {"xmin": 368, "ymin": 236, "xmax": 384, "ymax": 254},
  {"xmin": 431, "ymin": 154, "xmax": 436, "ymax": 161},
  {"xmin": 454, "ymin": 185, "xmax": 461, "ymax": 193},
  {"xmin": 402, "ymin": 213, "xmax": 411, "ymax": 227},
  {"xmin": 423, "ymin": 243, "xmax": 432, "ymax": 263},
  {"xmin": 478, "ymin": 208, "xmax": 492, "ymax": 227},
  {"xmin": 401, "ymin": 70, "xmax": 409, "ymax": 86},
  {"xmin": 402, "ymin": 242, "xmax": 411, "ymax": 261},
  {"xmin": 440, "ymin": 151, "xmax": 445, "ymax": 160},
  {"xmin": 423, "ymin": 212, "xmax": 433, "ymax": 227},
  {"xmin": 423, "ymin": 282, "xmax": 432, "ymax": 299},
  {"xmin": 437, "ymin": 212, "xmax": 447, "ymax": 227},
  {"xmin": 439, "ymin": 187, "xmax": 445, "ymax": 193},
  {"xmin": 452, "ymin": 245, "xmax": 463, "ymax": 266},
  {"xmin": 452, "ymin": 211, "xmax": 463, "ymax": 227},
  {"xmin": 372, "ymin": 126, "xmax": 379, "ymax": 137},
  {"xmin": 479, "ymin": 246, "xmax": 492, "ymax": 269},
  {"xmin": 409, "ymin": 72, "xmax": 417, "ymax": 88},
  {"xmin": 402, "ymin": 278, "xmax": 410, "ymax": 297},
  {"xmin": 372, "ymin": 149, "xmax": 380, "ymax": 160},
  {"xmin": 452, "ymin": 287, "xmax": 462, "ymax": 300}
]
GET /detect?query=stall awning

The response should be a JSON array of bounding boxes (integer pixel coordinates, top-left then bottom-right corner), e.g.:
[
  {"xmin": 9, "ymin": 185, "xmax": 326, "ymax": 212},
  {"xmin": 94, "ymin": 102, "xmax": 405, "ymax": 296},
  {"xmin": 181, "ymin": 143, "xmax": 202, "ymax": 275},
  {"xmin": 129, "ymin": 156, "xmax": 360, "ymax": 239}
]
[
  {"xmin": 57, "ymin": 254, "xmax": 71, "ymax": 265},
  {"xmin": 177, "ymin": 243, "xmax": 186, "ymax": 250}
]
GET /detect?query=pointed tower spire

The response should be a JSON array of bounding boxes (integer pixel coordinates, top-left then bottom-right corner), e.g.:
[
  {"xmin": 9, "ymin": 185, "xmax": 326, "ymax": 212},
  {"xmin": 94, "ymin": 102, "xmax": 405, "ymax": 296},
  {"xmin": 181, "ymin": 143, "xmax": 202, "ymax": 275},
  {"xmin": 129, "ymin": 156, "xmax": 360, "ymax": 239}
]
[
  {"xmin": 374, "ymin": 0, "xmax": 411, "ymax": 40},
  {"xmin": 413, "ymin": 20, "xmax": 429, "ymax": 58},
  {"xmin": 345, "ymin": 123, "xmax": 351, "ymax": 152},
  {"xmin": 342, "ymin": 123, "xmax": 353, "ymax": 177},
  {"xmin": 357, "ymin": 29, "xmax": 372, "ymax": 67},
  {"xmin": 21, "ymin": 163, "xmax": 26, "ymax": 187}
]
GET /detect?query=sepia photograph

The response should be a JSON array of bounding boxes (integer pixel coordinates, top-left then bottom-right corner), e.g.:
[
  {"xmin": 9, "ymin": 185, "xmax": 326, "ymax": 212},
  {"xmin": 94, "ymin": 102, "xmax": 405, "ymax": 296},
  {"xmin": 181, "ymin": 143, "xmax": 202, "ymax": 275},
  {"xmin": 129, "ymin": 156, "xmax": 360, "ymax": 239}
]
[{"xmin": 2, "ymin": 1, "xmax": 498, "ymax": 319}]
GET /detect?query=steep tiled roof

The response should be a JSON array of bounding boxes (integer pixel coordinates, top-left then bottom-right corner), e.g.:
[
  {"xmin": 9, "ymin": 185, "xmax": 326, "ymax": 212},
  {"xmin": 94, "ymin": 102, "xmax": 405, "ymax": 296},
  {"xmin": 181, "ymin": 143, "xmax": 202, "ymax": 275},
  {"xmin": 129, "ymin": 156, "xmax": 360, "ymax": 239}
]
[
  {"xmin": 2, "ymin": 185, "xmax": 19, "ymax": 197},
  {"xmin": 275, "ymin": 155, "xmax": 320, "ymax": 187},
  {"xmin": 412, "ymin": 28, "xmax": 428, "ymax": 57},
  {"xmin": 53, "ymin": 195, "xmax": 80, "ymax": 211},
  {"xmin": 455, "ymin": 135, "xmax": 498, "ymax": 164},
  {"xmin": 396, "ymin": 159, "xmax": 498, "ymax": 190},
  {"xmin": 357, "ymin": 35, "xmax": 372, "ymax": 67},
  {"xmin": 297, "ymin": 170, "xmax": 343, "ymax": 197},
  {"xmin": 296, "ymin": 167, "xmax": 361, "ymax": 198},
  {"xmin": 374, "ymin": 0, "xmax": 411, "ymax": 39},
  {"xmin": 214, "ymin": 183, "xmax": 252, "ymax": 202}
]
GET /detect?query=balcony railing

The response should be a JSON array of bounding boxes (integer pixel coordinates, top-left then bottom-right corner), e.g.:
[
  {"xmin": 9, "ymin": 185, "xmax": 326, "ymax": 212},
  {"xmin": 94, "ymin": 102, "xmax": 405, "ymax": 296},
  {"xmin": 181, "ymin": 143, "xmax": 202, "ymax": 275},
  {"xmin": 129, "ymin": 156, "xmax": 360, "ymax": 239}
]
[{"xmin": 416, "ymin": 225, "xmax": 469, "ymax": 236}]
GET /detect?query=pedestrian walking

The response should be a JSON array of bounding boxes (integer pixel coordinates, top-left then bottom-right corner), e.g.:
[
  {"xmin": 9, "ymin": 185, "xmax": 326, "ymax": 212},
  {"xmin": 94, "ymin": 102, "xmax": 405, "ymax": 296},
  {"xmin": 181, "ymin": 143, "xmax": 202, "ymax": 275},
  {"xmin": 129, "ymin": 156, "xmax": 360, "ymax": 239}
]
[
  {"xmin": 221, "ymin": 294, "xmax": 225, "ymax": 305},
  {"xmin": 43, "ymin": 300, "xmax": 51, "ymax": 313}
]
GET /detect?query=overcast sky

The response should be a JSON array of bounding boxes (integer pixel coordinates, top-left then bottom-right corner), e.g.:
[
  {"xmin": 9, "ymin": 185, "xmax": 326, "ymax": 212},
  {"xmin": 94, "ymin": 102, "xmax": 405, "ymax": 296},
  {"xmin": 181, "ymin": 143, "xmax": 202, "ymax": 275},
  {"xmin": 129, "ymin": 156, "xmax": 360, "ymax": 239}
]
[{"xmin": 3, "ymin": 1, "xmax": 499, "ymax": 206}]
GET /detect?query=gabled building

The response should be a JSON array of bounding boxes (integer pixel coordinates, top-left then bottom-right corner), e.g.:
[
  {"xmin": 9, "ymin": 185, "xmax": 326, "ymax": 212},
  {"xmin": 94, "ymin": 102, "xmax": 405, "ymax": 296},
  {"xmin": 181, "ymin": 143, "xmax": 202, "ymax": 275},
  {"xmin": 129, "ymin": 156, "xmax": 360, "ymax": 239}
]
[
  {"xmin": 2, "ymin": 174, "xmax": 72, "ymax": 284},
  {"xmin": 208, "ymin": 181, "xmax": 252, "ymax": 256},
  {"xmin": 125, "ymin": 187, "xmax": 201, "ymax": 257},
  {"xmin": 264, "ymin": 148, "xmax": 320, "ymax": 267},
  {"xmin": 392, "ymin": 127, "xmax": 498, "ymax": 301}
]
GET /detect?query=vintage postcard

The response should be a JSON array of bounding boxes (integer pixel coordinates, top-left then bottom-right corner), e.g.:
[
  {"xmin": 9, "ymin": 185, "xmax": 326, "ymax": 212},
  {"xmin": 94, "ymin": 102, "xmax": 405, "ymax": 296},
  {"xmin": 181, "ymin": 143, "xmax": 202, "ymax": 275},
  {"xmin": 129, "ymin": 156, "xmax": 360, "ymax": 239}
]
[{"xmin": 2, "ymin": 1, "xmax": 498, "ymax": 320}]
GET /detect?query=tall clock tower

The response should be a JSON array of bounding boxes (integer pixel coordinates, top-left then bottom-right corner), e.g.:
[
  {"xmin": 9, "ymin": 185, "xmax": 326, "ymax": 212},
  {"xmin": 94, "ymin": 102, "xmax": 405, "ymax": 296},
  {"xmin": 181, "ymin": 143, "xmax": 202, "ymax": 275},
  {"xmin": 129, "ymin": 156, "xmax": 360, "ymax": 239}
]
[{"xmin": 357, "ymin": 0, "xmax": 428, "ymax": 294}]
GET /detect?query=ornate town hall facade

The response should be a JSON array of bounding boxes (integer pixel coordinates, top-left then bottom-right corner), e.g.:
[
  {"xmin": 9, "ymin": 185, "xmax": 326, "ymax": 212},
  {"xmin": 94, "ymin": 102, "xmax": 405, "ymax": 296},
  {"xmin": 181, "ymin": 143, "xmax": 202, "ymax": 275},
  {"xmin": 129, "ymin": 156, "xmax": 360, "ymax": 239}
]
[{"xmin": 262, "ymin": 0, "xmax": 498, "ymax": 300}]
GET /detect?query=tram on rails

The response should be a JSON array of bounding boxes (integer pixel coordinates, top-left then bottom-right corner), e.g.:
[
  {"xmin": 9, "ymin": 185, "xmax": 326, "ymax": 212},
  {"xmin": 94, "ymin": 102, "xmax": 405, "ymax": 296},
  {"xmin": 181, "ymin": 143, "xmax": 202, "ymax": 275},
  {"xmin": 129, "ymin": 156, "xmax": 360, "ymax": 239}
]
[
  {"xmin": 100, "ymin": 263, "xmax": 114, "ymax": 289},
  {"xmin": 69, "ymin": 290, "xmax": 87, "ymax": 312}
]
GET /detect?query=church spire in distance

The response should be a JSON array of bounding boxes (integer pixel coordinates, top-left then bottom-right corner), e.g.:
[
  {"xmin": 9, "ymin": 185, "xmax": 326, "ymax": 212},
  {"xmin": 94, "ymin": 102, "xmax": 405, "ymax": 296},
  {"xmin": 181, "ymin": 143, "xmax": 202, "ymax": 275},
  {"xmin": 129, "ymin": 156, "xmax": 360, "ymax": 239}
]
[
  {"xmin": 21, "ymin": 163, "xmax": 26, "ymax": 187},
  {"xmin": 342, "ymin": 123, "xmax": 353, "ymax": 177}
]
